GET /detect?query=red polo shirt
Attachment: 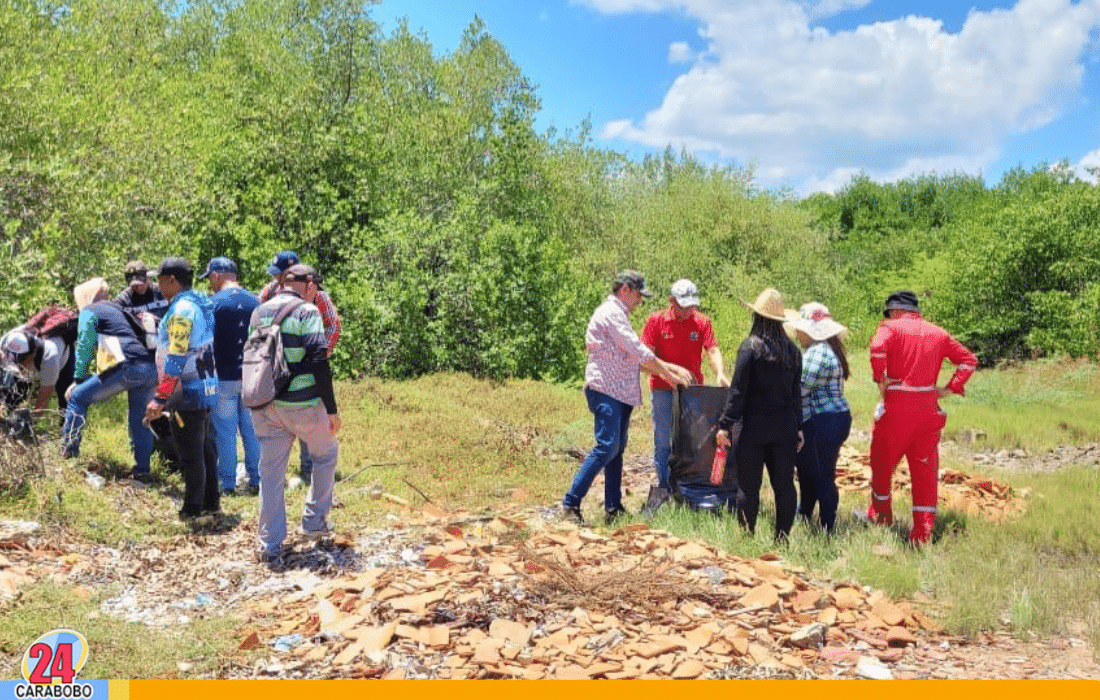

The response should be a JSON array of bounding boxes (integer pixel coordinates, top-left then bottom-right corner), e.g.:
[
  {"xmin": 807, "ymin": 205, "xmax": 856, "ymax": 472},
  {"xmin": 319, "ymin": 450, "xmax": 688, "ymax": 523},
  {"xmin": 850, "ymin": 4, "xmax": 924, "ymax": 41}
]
[{"xmin": 642, "ymin": 307, "xmax": 718, "ymax": 390}]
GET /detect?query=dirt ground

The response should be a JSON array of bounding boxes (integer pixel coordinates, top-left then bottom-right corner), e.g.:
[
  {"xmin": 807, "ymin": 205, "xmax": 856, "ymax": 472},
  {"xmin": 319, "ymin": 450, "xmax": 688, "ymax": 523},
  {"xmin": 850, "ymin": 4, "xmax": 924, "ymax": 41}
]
[{"xmin": 2, "ymin": 439, "xmax": 1099, "ymax": 680}]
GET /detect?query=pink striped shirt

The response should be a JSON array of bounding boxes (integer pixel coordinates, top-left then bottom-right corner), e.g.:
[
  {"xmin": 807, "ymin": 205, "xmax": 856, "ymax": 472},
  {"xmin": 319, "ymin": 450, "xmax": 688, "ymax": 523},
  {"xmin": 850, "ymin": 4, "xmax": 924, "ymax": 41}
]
[{"xmin": 584, "ymin": 295, "xmax": 655, "ymax": 406}]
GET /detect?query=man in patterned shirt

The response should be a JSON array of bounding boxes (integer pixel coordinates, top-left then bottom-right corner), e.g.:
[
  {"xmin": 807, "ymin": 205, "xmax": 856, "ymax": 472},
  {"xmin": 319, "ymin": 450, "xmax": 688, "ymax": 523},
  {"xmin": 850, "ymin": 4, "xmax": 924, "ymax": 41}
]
[
  {"xmin": 561, "ymin": 271, "xmax": 692, "ymax": 525},
  {"xmin": 144, "ymin": 257, "xmax": 219, "ymax": 520},
  {"xmin": 867, "ymin": 290, "xmax": 977, "ymax": 545}
]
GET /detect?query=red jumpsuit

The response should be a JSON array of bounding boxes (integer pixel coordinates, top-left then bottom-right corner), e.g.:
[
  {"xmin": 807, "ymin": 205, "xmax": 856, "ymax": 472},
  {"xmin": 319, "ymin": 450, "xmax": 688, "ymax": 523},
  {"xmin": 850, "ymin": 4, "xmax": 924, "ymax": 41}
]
[{"xmin": 867, "ymin": 312, "xmax": 977, "ymax": 544}]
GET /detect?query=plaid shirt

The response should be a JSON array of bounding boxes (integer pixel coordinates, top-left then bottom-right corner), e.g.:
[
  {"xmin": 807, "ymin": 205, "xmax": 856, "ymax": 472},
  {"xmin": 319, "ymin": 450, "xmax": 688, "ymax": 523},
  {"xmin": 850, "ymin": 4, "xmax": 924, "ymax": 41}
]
[
  {"xmin": 584, "ymin": 295, "xmax": 655, "ymax": 406},
  {"xmin": 800, "ymin": 341, "xmax": 849, "ymax": 422}
]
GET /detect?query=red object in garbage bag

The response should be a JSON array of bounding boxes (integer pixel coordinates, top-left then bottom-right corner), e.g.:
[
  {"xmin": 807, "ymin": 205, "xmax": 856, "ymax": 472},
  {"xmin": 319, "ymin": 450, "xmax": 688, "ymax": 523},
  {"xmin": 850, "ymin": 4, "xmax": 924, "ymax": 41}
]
[{"xmin": 710, "ymin": 445, "xmax": 728, "ymax": 486}]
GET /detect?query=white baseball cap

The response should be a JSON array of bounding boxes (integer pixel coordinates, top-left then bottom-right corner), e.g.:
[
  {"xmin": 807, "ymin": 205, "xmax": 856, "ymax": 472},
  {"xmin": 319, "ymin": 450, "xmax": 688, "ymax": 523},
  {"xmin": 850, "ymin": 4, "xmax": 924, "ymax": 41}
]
[{"xmin": 670, "ymin": 279, "xmax": 700, "ymax": 308}]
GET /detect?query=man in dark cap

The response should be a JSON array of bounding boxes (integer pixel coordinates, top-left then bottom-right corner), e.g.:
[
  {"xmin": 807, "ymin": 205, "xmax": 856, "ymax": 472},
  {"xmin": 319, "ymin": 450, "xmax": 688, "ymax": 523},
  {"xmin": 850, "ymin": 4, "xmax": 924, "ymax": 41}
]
[
  {"xmin": 114, "ymin": 260, "xmax": 169, "ymax": 319},
  {"xmin": 201, "ymin": 256, "xmax": 261, "ymax": 495},
  {"xmin": 250, "ymin": 263, "xmax": 341, "ymax": 563},
  {"xmin": 144, "ymin": 257, "xmax": 219, "ymax": 519},
  {"xmin": 258, "ymin": 250, "xmax": 342, "ymax": 485},
  {"xmin": 560, "ymin": 271, "xmax": 692, "ymax": 526},
  {"xmin": 866, "ymin": 290, "xmax": 978, "ymax": 545}
]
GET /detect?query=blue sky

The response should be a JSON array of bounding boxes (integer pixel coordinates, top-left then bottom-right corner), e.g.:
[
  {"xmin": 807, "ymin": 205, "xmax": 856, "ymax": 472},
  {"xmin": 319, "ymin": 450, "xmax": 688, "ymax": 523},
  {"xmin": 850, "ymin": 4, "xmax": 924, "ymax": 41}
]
[{"xmin": 371, "ymin": 1, "xmax": 1100, "ymax": 194}]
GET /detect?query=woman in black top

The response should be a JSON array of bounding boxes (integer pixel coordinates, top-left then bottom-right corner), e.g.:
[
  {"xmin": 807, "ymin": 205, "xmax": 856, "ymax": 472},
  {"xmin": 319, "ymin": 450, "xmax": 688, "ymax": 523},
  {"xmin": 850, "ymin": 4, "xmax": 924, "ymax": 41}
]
[{"xmin": 716, "ymin": 288, "xmax": 803, "ymax": 541}]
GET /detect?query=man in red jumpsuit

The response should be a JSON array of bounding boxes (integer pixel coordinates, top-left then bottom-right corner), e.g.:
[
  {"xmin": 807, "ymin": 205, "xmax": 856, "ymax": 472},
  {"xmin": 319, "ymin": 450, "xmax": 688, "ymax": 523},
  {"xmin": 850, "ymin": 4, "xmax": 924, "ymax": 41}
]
[{"xmin": 867, "ymin": 290, "xmax": 977, "ymax": 545}]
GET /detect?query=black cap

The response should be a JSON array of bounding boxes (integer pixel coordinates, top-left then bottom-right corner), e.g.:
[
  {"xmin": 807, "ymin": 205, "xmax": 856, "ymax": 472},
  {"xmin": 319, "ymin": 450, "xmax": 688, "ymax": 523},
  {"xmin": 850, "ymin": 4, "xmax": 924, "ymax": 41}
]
[
  {"xmin": 613, "ymin": 270, "xmax": 652, "ymax": 297},
  {"xmin": 156, "ymin": 256, "xmax": 193, "ymax": 279},
  {"xmin": 884, "ymin": 290, "xmax": 921, "ymax": 317}
]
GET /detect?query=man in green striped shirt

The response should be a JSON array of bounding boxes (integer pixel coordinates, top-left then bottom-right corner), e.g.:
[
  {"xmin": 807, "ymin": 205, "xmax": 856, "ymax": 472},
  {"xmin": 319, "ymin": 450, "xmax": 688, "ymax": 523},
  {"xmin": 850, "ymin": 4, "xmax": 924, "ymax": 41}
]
[{"xmin": 250, "ymin": 264, "xmax": 341, "ymax": 563}]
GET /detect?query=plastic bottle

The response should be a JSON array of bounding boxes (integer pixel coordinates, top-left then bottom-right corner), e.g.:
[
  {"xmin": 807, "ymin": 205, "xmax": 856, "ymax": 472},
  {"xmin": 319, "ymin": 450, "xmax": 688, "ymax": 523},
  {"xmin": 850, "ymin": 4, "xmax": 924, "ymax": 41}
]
[{"xmin": 710, "ymin": 445, "xmax": 728, "ymax": 486}]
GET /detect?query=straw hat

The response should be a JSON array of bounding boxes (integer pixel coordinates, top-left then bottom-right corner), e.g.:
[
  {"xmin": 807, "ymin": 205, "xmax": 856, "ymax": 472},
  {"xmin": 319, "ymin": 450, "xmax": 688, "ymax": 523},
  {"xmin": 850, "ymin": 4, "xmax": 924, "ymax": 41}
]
[
  {"xmin": 742, "ymin": 288, "xmax": 789, "ymax": 321},
  {"xmin": 74, "ymin": 278, "xmax": 109, "ymax": 311},
  {"xmin": 784, "ymin": 302, "xmax": 847, "ymax": 342}
]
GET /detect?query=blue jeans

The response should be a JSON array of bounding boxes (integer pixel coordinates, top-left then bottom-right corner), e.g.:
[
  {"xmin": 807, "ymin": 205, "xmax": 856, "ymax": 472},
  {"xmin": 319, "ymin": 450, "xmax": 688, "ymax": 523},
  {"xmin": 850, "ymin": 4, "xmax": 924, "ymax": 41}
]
[
  {"xmin": 651, "ymin": 388, "xmax": 710, "ymax": 491},
  {"xmin": 651, "ymin": 389, "xmax": 673, "ymax": 490},
  {"xmin": 62, "ymin": 359, "xmax": 158, "ymax": 472},
  {"xmin": 213, "ymin": 379, "xmax": 261, "ymax": 490},
  {"xmin": 796, "ymin": 410, "xmax": 852, "ymax": 531},
  {"xmin": 563, "ymin": 388, "xmax": 633, "ymax": 512}
]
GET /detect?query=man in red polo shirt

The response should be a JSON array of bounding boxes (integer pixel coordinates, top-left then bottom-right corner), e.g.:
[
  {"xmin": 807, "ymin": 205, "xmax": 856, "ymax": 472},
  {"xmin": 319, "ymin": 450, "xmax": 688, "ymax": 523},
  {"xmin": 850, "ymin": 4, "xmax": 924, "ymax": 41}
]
[{"xmin": 642, "ymin": 279, "xmax": 729, "ymax": 499}]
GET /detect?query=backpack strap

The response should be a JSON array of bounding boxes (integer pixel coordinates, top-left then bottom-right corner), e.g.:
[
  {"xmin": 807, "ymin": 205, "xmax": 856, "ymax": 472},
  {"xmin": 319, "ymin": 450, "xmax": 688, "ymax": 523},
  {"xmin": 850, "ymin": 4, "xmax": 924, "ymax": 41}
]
[{"xmin": 268, "ymin": 297, "xmax": 307, "ymax": 328}]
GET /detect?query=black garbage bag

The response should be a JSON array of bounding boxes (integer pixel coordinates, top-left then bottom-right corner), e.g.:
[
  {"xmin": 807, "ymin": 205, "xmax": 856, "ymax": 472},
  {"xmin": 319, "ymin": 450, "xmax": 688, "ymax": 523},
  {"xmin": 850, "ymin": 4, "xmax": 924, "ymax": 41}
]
[
  {"xmin": 148, "ymin": 413, "xmax": 183, "ymax": 473},
  {"xmin": 668, "ymin": 385, "xmax": 738, "ymax": 514}
]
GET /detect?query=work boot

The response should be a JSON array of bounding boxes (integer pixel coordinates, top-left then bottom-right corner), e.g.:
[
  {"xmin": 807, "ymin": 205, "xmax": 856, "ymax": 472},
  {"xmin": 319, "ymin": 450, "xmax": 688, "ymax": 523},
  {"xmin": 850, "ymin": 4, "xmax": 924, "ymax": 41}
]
[
  {"xmin": 866, "ymin": 496, "xmax": 893, "ymax": 525},
  {"xmin": 560, "ymin": 505, "xmax": 584, "ymax": 525},
  {"xmin": 909, "ymin": 511, "xmax": 936, "ymax": 546}
]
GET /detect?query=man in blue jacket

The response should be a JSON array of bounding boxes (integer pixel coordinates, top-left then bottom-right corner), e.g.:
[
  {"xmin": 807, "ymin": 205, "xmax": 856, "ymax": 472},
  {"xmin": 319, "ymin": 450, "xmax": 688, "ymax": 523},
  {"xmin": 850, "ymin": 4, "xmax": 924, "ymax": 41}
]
[{"xmin": 144, "ymin": 257, "xmax": 219, "ymax": 520}]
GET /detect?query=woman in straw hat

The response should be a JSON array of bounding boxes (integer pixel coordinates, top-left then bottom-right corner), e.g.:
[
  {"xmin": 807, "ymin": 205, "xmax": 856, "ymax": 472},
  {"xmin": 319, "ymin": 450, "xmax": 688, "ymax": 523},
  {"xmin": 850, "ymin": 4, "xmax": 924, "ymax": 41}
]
[
  {"xmin": 716, "ymin": 288, "xmax": 803, "ymax": 541},
  {"xmin": 784, "ymin": 302, "xmax": 851, "ymax": 532}
]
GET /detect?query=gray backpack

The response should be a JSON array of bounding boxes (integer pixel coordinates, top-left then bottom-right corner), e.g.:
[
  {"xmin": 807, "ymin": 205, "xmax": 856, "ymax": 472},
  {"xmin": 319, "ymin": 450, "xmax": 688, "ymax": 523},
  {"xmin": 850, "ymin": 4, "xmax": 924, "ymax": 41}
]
[{"xmin": 241, "ymin": 298, "xmax": 306, "ymax": 409}]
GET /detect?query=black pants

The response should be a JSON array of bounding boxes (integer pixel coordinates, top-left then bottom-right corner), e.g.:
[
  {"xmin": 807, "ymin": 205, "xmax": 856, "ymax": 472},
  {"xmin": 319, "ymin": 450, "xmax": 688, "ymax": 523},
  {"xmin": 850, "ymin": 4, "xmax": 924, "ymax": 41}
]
[
  {"xmin": 172, "ymin": 408, "xmax": 219, "ymax": 516},
  {"xmin": 736, "ymin": 436, "xmax": 798, "ymax": 539}
]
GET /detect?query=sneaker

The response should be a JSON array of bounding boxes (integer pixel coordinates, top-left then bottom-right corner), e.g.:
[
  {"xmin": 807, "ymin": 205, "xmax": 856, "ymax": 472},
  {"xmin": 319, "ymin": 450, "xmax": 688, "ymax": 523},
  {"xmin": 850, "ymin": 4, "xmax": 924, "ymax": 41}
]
[
  {"xmin": 246, "ymin": 484, "xmax": 260, "ymax": 496},
  {"xmin": 298, "ymin": 523, "xmax": 334, "ymax": 541},
  {"xmin": 560, "ymin": 505, "xmax": 585, "ymax": 525},
  {"xmin": 604, "ymin": 507, "xmax": 631, "ymax": 525},
  {"xmin": 178, "ymin": 508, "xmax": 203, "ymax": 521},
  {"xmin": 256, "ymin": 547, "xmax": 285, "ymax": 564},
  {"xmin": 221, "ymin": 487, "xmax": 237, "ymax": 497}
]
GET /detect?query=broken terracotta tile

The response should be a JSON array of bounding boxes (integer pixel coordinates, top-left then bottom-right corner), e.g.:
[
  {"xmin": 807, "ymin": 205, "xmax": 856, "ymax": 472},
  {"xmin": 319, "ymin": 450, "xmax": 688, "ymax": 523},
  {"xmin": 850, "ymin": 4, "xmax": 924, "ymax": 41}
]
[
  {"xmin": 739, "ymin": 583, "xmax": 780, "ymax": 609},
  {"xmin": 873, "ymin": 600, "xmax": 907, "ymax": 626},
  {"xmin": 887, "ymin": 626, "xmax": 918, "ymax": 647},
  {"xmin": 237, "ymin": 631, "xmax": 261, "ymax": 651},
  {"xmin": 472, "ymin": 638, "xmax": 504, "ymax": 665},
  {"xmin": 832, "ymin": 587, "xmax": 864, "ymax": 610},
  {"xmin": 671, "ymin": 659, "xmax": 707, "ymax": 679},
  {"xmin": 489, "ymin": 618, "xmax": 532, "ymax": 646}
]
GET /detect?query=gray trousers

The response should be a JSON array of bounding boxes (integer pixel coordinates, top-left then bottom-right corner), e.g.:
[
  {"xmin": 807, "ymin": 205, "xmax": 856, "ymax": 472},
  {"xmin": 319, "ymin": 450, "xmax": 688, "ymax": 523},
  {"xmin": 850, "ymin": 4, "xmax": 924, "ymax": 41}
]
[{"xmin": 252, "ymin": 402, "xmax": 339, "ymax": 554}]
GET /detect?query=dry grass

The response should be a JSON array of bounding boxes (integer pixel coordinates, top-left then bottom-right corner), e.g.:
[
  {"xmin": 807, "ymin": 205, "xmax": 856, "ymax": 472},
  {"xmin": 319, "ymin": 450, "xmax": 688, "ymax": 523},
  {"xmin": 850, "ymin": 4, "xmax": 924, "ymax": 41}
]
[{"xmin": 521, "ymin": 544, "xmax": 743, "ymax": 618}]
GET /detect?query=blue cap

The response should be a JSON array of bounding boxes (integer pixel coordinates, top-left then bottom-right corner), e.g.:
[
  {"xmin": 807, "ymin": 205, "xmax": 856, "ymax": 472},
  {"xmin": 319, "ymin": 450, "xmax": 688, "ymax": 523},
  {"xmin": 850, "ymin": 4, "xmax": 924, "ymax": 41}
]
[
  {"xmin": 266, "ymin": 251, "xmax": 299, "ymax": 276},
  {"xmin": 198, "ymin": 256, "xmax": 238, "ymax": 279}
]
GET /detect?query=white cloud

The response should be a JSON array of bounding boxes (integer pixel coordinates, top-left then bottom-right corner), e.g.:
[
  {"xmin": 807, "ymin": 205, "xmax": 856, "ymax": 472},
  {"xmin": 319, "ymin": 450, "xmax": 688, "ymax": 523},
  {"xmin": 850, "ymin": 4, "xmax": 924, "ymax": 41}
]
[
  {"xmin": 581, "ymin": 0, "xmax": 1100, "ymax": 192},
  {"xmin": 802, "ymin": 1, "xmax": 873, "ymax": 20},
  {"xmin": 1075, "ymin": 148, "xmax": 1100, "ymax": 182},
  {"xmin": 668, "ymin": 41, "xmax": 693, "ymax": 63}
]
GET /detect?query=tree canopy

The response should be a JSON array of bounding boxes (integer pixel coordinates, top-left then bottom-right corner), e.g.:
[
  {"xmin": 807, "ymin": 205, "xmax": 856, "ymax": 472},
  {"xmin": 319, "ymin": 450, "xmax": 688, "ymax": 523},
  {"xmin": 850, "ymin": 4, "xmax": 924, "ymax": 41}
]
[{"xmin": 3, "ymin": 0, "xmax": 1098, "ymax": 380}]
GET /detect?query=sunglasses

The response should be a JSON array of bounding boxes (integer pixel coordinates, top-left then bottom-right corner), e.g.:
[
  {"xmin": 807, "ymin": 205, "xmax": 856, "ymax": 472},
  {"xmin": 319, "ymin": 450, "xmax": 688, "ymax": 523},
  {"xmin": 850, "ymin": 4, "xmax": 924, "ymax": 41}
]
[{"xmin": 125, "ymin": 272, "xmax": 148, "ymax": 281}]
